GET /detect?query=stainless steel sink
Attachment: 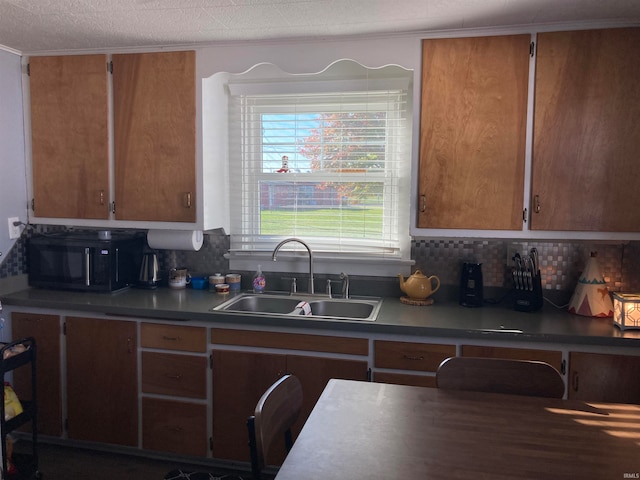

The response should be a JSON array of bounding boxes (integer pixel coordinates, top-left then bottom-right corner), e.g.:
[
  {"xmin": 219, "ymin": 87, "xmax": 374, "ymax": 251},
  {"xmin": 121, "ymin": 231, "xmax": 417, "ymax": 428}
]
[{"xmin": 213, "ymin": 293, "xmax": 382, "ymax": 321}]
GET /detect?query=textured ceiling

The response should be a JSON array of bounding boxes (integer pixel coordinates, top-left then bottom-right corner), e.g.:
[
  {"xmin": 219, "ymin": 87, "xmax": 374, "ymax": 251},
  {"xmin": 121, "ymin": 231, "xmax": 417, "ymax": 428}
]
[{"xmin": 1, "ymin": 0, "xmax": 639, "ymax": 54}]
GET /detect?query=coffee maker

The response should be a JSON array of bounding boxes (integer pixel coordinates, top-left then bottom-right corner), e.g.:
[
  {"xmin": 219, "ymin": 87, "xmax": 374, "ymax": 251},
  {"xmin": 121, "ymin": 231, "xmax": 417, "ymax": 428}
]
[{"xmin": 459, "ymin": 263, "xmax": 483, "ymax": 307}]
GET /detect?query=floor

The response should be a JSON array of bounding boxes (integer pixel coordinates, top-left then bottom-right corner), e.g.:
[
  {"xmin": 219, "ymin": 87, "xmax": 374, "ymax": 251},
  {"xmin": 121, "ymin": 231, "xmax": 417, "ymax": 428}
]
[{"xmin": 11, "ymin": 440, "xmax": 261, "ymax": 480}]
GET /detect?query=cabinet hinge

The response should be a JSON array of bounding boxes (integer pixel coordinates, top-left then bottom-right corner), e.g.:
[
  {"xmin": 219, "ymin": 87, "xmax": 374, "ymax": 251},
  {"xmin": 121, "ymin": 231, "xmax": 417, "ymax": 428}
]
[
  {"xmin": 26, "ymin": 63, "xmax": 30, "ymax": 76},
  {"xmin": 209, "ymin": 437, "xmax": 213, "ymax": 452},
  {"xmin": 108, "ymin": 61, "xmax": 113, "ymax": 74},
  {"xmin": 561, "ymin": 359, "xmax": 566, "ymax": 375},
  {"xmin": 522, "ymin": 208, "xmax": 528, "ymax": 223},
  {"xmin": 209, "ymin": 354, "xmax": 213, "ymax": 370},
  {"xmin": 29, "ymin": 198, "xmax": 35, "ymax": 213},
  {"xmin": 530, "ymin": 41, "xmax": 535, "ymax": 57},
  {"xmin": 63, "ymin": 322, "xmax": 66, "ymax": 335},
  {"xmin": 109, "ymin": 201, "xmax": 116, "ymax": 214}
]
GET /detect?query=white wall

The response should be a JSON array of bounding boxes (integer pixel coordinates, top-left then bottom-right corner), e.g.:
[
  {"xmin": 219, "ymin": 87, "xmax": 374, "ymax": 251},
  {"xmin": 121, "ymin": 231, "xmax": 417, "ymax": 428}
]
[{"xmin": 0, "ymin": 49, "xmax": 27, "ymax": 263}]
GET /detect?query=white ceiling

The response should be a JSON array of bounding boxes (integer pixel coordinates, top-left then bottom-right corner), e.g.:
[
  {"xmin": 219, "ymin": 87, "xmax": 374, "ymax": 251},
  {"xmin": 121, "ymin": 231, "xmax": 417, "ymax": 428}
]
[{"xmin": 1, "ymin": 0, "xmax": 639, "ymax": 54}]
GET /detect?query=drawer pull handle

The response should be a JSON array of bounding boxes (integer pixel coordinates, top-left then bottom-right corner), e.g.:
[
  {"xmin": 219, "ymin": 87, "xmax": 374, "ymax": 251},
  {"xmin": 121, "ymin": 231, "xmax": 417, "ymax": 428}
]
[
  {"xmin": 162, "ymin": 336, "xmax": 181, "ymax": 341},
  {"xmin": 166, "ymin": 426, "xmax": 183, "ymax": 432},
  {"xmin": 403, "ymin": 355, "xmax": 425, "ymax": 361},
  {"xmin": 165, "ymin": 374, "xmax": 182, "ymax": 380}
]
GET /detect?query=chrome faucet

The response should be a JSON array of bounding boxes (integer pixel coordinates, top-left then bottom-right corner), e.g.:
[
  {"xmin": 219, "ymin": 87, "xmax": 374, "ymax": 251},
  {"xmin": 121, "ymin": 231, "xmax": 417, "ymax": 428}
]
[{"xmin": 272, "ymin": 238, "xmax": 314, "ymax": 294}]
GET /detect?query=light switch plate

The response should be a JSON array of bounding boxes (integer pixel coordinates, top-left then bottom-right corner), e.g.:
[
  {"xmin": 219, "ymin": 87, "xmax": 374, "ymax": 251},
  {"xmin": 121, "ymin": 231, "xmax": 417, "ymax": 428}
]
[{"xmin": 8, "ymin": 217, "xmax": 20, "ymax": 239}]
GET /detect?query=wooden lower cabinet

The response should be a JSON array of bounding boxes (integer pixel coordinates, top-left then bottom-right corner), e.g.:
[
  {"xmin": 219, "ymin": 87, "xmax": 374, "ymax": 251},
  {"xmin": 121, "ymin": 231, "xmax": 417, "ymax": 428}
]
[
  {"xmin": 66, "ymin": 317, "xmax": 138, "ymax": 446},
  {"xmin": 142, "ymin": 397, "xmax": 207, "ymax": 456},
  {"xmin": 211, "ymin": 329, "xmax": 369, "ymax": 464},
  {"xmin": 211, "ymin": 349, "xmax": 287, "ymax": 462},
  {"xmin": 140, "ymin": 323, "xmax": 208, "ymax": 455},
  {"xmin": 569, "ymin": 352, "xmax": 640, "ymax": 404},
  {"xmin": 10, "ymin": 312, "xmax": 63, "ymax": 437}
]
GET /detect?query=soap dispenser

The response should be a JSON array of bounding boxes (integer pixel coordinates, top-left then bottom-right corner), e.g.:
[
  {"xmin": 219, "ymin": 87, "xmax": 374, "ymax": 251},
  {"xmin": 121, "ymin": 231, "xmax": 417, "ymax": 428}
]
[{"xmin": 253, "ymin": 265, "xmax": 266, "ymax": 293}]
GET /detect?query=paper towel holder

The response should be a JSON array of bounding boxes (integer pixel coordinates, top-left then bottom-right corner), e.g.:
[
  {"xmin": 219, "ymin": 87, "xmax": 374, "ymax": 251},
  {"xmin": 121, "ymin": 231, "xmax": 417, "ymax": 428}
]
[{"xmin": 146, "ymin": 229, "xmax": 204, "ymax": 251}]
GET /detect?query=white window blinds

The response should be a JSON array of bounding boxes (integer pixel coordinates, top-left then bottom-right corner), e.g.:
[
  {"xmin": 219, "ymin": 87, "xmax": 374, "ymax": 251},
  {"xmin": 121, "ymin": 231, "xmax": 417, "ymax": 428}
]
[{"xmin": 227, "ymin": 61, "xmax": 412, "ymax": 262}]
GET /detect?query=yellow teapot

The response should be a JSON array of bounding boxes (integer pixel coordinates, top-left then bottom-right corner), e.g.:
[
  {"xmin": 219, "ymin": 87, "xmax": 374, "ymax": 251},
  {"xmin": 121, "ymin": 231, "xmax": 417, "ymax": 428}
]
[{"xmin": 398, "ymin": 270, "xmax": 441, "ymax": 300}]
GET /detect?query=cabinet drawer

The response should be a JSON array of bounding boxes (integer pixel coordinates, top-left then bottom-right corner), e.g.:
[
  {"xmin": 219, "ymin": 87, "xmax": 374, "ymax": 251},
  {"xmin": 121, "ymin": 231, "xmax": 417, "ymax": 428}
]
[
  {"xmin": 142, "ymin": 351, "xmax": 207, "ymax": 399},
  {"xmin": 142, "ymin": 397, "xmax": 207, "ymax": 456},
  {"xmin": 373, "ymin": 371, "xmax": 436, "ymax": 388},
  {"xmin": 461, "ymin": 345, "xmax": 563, "ymax": 372},
  {"xmin": 211, "ymin": 328, "xmax": 368, "ymax": 356},
  {"xmin": 374, "ymin": 341, "xmax": 455, "ymax": 372},
  {"xmin": 141, "ymin": 323, "xmax": 206, "ymax": 352}
]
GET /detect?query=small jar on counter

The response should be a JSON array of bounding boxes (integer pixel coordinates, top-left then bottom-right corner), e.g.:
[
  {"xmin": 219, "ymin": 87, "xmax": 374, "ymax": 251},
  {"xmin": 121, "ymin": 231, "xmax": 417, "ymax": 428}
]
[{"xmin": 209, "ymin": 273, "xmax": 226, "ymax": 292}]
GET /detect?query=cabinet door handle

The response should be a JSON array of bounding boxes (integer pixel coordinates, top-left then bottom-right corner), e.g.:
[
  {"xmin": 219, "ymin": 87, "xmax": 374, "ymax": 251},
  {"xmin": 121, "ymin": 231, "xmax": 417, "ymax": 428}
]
[
  {"xmin": 165, "ymin": 373, "xmax": 182, "ymax": 380},
  {"xmin": 127, "ymin": 336, "xmax": 133, "ymax": 354},
  {"xmin": 184, "ymin": 192, "xmax": 192, "ymax": 208},
  {"xmin": 572, "ymin": 371, "xmax": 579, "ymax": 392},
  {"xmin": 403, "ymin": 354, "xmax": 425, "ymax": 361},
  {"xmin": 420, "ymin": 195, "xmax": 426, "ymax": 213},
  {"xmin": 162, "ymin": 335, "xmax": 181, "ymax": 341},
  {"xmin": 533, "ymin": 195, "xmax": 541, "ymax": 213},
  {"xmin": 99, "ymin": 190, "xmax": 105, "ymax": 206}
]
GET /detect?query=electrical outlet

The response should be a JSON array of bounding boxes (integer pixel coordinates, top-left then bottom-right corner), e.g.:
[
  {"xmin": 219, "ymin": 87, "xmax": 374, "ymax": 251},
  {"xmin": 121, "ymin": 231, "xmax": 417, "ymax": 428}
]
[{"xmin": 8, "ymin": 217, "xmax": 20, "ymax": 240}]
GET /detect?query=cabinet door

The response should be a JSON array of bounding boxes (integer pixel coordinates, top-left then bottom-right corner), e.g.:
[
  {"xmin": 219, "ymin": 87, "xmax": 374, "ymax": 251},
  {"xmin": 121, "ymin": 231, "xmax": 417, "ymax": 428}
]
[
  {"xmin": 286, "ymin": 354, "xmax": 368, "ymax": 434},
  {"xmin": 211, "ymin": 349, "xmax": 286, "ymax": 461},
  {"xmin": 11, "ymin": 312, "xmax": 62, "ymax": 437},
  {"xmin": 66, "ymin": 317, "xmax": 138, "ymax": 446},
  {"xmin": 29, "ymin": 55, "xmax": 109, "ymax": 219},
  {"xmin": 113, "ymin": 51, "xmax": 196, "ymax": 222},
  {"xmin": 532, "ymin": 28, "xmax": 640, "ymax": 231},
  {"xmin": 569, "ymin": 352, "xmax": 640, "ymax": 404},
  {"xmin": 418, "ymin": 35, "xmax": 530, "ymax": 230}
]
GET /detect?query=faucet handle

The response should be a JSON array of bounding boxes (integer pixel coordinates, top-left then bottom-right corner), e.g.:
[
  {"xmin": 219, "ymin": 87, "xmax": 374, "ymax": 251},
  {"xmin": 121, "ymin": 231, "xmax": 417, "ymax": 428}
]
[
  {"xmin": 281, "ymin": 276, "xmax": 298, "ymax": 294},
  {"xmin": 340, "ymin": 272, "xmax": 350, "ymax": 299}
]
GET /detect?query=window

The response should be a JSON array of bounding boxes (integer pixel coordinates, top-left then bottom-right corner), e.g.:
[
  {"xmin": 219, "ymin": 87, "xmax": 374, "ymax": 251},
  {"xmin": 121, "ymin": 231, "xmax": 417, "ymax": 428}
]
[{"xmin": 226, "ymin": 61, "xmax": 413, "ymax": 275}]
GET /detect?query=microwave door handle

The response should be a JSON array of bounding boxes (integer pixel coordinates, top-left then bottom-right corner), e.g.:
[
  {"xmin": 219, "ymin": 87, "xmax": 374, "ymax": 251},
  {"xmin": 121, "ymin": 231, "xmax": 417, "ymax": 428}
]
[
  {"xmin": 84, "ymin": 248, "xmax": 91, "ymax": 286},
  {"xmin": 115, "ymin": 248, "xmax": 119, "ymax": 283}
]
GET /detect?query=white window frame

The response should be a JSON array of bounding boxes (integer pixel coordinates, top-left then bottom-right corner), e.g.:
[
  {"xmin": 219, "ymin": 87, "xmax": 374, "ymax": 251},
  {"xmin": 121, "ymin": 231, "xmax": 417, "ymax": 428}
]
[{"xmin": 226, "ymin": 61, "xmax": 414, "ymax": 277}]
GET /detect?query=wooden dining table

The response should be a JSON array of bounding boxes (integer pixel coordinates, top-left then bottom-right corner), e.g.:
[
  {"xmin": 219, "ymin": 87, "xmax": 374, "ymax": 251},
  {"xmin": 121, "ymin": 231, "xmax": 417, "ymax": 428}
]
[{"xmin": 274, "ymin": 379, "xmax": 640, "ymax": 480}]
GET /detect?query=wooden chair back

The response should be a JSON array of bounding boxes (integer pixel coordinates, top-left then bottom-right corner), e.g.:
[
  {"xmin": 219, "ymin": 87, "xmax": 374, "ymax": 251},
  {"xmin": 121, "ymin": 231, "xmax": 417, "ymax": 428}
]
[
  {"xmin": 436, "ymin": 357, "xmax": 565, "ymax": 398},
  {"xmin": 247, "ymin": 374, "xmax": 303, "ymax": 480}
]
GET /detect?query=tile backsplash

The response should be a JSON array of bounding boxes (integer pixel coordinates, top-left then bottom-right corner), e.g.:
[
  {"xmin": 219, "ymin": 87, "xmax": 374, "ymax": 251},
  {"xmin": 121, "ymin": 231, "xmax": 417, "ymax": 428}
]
[{"xmin": 1, "ymin": 226, "xmax": 638, "ymax": 296}]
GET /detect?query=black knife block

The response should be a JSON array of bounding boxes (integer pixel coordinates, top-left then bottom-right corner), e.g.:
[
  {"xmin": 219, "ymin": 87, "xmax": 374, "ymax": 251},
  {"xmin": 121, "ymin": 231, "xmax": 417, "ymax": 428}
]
[{"xmin": 513, "ymin": 271, "xmax": 543, "ymax": 312}]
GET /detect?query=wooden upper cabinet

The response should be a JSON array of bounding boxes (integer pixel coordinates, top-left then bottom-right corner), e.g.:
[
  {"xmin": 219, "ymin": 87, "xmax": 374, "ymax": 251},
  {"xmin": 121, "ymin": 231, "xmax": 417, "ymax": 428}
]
[
  {"xmin": 29, "ymin": 55, "xmax": 110, "ymax": 219},
  {"xmin": 418, "ymin": 35, "xmax": 530, "ymax": 230},
  {"xmin": 112, "ymin": 51, "xmax": 196, "ymax": 222},
  {"xmin": 532, "ymin": 28, "xmax": 640, "ymax": 232}
]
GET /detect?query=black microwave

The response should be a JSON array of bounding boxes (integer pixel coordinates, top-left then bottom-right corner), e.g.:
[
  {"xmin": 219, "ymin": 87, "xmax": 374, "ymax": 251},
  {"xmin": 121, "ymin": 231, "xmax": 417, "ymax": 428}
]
[{"xmin": 28, "ymin": 232, "xmax": 144, "ymax": 292}]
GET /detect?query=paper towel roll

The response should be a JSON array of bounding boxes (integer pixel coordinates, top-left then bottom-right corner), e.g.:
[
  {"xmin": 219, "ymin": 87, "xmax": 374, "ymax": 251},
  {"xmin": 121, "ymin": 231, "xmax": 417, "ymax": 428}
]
[{"xmin": 147, "ymin": 230, "xmax": 204, "ymax": 251}]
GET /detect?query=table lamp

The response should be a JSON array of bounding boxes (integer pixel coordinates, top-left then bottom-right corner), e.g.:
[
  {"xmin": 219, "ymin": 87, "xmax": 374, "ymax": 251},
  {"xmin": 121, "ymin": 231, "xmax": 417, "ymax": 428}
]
[{"xmin": 612, "ymin": 293, "xmax": 640, "ymax": 330}]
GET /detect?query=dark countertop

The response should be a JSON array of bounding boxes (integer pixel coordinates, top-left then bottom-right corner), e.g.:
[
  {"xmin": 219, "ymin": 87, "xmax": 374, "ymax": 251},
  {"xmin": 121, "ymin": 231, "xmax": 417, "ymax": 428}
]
[{"xmin": 3, "ymin": 287, "xmax": 640, "ymax": 348}]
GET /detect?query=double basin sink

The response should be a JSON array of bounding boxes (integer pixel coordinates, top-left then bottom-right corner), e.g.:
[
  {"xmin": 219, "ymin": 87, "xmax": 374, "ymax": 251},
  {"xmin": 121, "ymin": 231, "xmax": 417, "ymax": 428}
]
[{"xmin": 213, "ymin": 292, "xmax": 382, "ymax": 321}]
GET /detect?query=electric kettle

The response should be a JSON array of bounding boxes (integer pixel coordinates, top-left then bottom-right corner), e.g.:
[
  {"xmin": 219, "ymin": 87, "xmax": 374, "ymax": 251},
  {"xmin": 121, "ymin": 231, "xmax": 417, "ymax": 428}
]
[{"xmin": 138, "ymin": 252, "xmax": 160, "ymax": 289}]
